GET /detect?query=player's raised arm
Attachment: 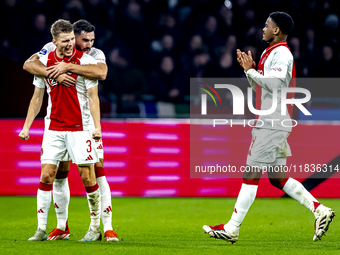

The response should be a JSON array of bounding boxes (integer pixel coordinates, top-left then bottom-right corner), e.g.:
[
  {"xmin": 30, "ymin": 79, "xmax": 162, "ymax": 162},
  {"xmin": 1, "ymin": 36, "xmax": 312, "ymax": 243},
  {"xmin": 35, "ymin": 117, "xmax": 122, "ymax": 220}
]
[
  {"xmin": 87, "ymin": 85, "xmax": 101, "ymax": 140},
  {"xmin": 19, "ymin": 85, "xmax": 45, "ymax": 141},
  {"xmin": 47, "ymin": 62, "xmax": 107, "ymax": 81},
  {"xmin": 240, "ymin": 50, "xmax": 284, "ymax": 93}
]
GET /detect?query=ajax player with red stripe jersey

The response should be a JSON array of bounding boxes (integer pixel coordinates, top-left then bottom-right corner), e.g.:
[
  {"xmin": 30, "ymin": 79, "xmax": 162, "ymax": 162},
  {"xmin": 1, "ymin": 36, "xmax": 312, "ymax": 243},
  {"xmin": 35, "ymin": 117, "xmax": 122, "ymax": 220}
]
[
  {"xmin": 19, "ymin": 19, "xmax": 104, "ymax": 241},
  {"xmin": 203, "ymin": 12, "xmax": 335, "ymax": 243},
  {"xmin": 23, "ymin": 20, "xmax": 118, "ymax": 242}
]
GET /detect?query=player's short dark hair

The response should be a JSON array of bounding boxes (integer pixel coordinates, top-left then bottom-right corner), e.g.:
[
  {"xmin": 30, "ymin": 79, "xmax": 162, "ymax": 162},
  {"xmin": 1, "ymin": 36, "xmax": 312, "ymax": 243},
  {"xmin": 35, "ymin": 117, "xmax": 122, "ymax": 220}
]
[
  {"xmin": 51, "ymin": 19, "xmax": 73, "ymax": 39},
  {"xmin": 269, "ymin": 12, "xmax": 294, "ymax": 35},
  {"xmin": 73, "ymin": 19, "xmax": 95, "ymax": 35}
]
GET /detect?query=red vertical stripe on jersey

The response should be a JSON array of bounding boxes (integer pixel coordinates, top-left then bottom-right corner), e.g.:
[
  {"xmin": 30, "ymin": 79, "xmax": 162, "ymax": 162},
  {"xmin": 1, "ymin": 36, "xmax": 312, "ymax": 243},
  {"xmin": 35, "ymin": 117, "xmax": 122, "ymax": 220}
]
[{"xmin": 46, "ymin": 49, "xmax": 85, "ymax": 131}]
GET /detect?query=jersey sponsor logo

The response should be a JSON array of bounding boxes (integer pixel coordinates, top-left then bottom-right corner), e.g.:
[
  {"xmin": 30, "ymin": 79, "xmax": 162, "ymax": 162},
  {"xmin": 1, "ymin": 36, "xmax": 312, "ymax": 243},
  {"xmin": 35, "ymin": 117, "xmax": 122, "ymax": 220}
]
[
  {"xmin": 39, "ymin": 49, "xmax": 47, "ymax": 55},
  {"xmin": 45, "ymin": 78, "xmax": 58, "ymax": 87},
  {"xmin": 271, "ymin": 67, "xmax": 282, "ymax": 72}
]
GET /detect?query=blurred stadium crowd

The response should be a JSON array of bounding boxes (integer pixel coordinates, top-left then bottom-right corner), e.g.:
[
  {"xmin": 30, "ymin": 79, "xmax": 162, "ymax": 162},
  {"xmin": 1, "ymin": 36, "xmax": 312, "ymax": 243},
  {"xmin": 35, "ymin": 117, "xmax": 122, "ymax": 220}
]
[{"xmin": 1, "ymin": 0, "xmax": 339, "ymax": 116}]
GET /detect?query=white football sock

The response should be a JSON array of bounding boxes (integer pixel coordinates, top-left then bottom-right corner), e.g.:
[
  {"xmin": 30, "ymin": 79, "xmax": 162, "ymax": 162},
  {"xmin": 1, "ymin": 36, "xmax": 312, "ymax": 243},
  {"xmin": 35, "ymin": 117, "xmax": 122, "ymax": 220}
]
[
  {"xmin": 225, "ymin": 183, "xmax": 258, "ymax": 231},
  {"xmin": 86, "ymin": 186, "xmax": 101, "ymax": 231},
  {"xmin": 37, "ymin": 189, "xmax": 52, "ymax": 231},
  {"xmin": 282, "ymin": 177, "xmax": 321, "ymax": 215},
  {"xmin": 53, "ymin": 177, "xmax": 70, "ymax": 231},
  {"xmin": 97, "ymin": 176, "xmax": 113, "ymax": 232}
]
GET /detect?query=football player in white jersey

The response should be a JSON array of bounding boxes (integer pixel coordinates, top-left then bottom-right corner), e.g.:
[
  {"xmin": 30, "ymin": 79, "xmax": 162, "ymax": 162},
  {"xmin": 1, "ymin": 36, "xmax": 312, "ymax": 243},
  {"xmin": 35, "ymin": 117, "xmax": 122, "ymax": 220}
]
[
  {"xmin": 203, "ymin": 12, "xmax": 334, "ymax": 243},
  {"xmin": 23, "ymin": 20, "xmax": 118, "ymax": 242},
  {"xmin": 19, "ymin": 19, "xmax": 103, "ymax": 242}
]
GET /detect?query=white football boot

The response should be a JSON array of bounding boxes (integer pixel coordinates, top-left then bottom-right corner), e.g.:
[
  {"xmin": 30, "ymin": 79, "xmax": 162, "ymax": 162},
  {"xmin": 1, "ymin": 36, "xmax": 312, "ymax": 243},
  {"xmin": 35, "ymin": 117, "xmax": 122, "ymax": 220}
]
[
  {"xmin": 203, "ymin": 224, "xmax": 239, "ymax": 244},
  {"xmin": 313, "ymin": 205, "xmax": 335, "ymax": 241}
]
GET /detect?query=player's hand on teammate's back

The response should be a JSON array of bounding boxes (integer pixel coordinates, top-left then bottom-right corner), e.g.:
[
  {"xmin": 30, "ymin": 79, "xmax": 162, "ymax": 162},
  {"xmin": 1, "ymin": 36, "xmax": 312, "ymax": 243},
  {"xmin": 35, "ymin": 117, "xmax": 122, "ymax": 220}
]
[
  {"xmin": 92, "ymin": 128, "xmax": 102, "ymax": 140},
  {"xmin": 18, "ymin": 128, "xmax": 29, "ymax": 140},
  {"xmin": 46, "ymin": 62, "xmax": 70, "ymax": 79},
  {"xmin": 56, "ymin": 74, "xmax": 77, "ymax": 87}
]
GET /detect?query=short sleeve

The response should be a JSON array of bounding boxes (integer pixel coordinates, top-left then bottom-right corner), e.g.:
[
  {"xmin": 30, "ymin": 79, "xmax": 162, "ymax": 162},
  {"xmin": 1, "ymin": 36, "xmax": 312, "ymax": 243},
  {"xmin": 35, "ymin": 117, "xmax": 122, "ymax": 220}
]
[
  {"xmin": 39, "ymin": 54, "xmax": 48, "ymax": 66},
  {"xmin": 84, "ymin": 78, "xmax": 98, "ymax": 90},
  {"xmin": 80, "ymin": 54, "xmax": 97, "ymax": 65},
  {"xmin": 33, "ymin": 75, "xmax": 45, "ymax": 88},
  {"xmin": 90, "ymin": 48, "xmax": 106, "ymax": 64},
  {"xmin": 37, "ymin": 42, "xmax": 56, "ymax": 58}
]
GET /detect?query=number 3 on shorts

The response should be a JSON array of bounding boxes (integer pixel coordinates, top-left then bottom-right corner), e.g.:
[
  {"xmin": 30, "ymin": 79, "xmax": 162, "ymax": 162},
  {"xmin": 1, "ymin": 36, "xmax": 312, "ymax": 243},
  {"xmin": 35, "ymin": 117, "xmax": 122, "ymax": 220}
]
[{"xmin": 86, "ymin": 140, "xmax": 92, "ymax": 153}]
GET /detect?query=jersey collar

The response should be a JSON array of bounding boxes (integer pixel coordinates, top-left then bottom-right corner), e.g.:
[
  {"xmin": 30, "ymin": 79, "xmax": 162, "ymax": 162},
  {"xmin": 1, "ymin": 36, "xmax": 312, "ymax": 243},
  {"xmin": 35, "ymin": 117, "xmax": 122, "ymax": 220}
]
[
  {"xmin": 265, "ymin": 41, "xmax": 288, "ymax": 53},
  {"xmin": 53, "ymin": 47, "xmax": 77, "ymax": 62}
]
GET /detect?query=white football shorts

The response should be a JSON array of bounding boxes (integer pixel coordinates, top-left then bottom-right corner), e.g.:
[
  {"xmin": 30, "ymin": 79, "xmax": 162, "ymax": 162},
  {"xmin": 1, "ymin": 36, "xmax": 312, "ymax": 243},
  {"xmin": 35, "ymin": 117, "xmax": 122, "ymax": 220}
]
[
  {"xmin": 41, "ymin": 130, "xmax": 98, "ymax": 166},
  {"xmin": 60, "ymin": 132, "xmax": 104, "ymax": 162},
  {"xmin": 246, "ymin": 127, "xmax": 292, "ymax": 169}
]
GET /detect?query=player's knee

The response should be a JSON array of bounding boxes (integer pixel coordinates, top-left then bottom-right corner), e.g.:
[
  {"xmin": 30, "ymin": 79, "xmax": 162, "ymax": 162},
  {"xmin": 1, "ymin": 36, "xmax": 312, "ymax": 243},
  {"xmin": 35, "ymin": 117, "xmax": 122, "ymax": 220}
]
[
  {"xmin": 40, "ymin": 171, "xmax": 56, "ymax": 184},
  {"xmin": 80, "ymin": 172, "xmax": 95, "ymax": 186},
  {"xmin": 269, "ymin": 177, "xmax": 284, "ymax": 188},
  {"xmin": 94, "ymin": 161, "xmax": 103, "ymax": 168}
]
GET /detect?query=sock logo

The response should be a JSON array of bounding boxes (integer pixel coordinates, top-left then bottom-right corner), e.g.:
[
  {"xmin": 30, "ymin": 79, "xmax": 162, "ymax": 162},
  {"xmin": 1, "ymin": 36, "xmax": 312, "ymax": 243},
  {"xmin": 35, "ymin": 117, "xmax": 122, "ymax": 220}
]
[
  {"xmin": 91, "ymin": 212, "xmax": 97, "ymax": 216},
  {"xmin": 103, "ymin": 206, "xmax": 112, "ymax": 213},
  {"xmin": 54, "ymin": 203, "xmax": 59, "ymax": 209},
  {"xmin": 234, "ymin": 208, "xmax": 237, "ymax": 213},
  {"xmin": 313, "ymin": 201, "xmax": 321, "ymax": 212},
  {"xmin": 86, "ymin": 155, "xmax": 94, "ymax": 161},
  {"xmin": 37, "ymin": 209, "xmax": 44, "ymax": 213}
]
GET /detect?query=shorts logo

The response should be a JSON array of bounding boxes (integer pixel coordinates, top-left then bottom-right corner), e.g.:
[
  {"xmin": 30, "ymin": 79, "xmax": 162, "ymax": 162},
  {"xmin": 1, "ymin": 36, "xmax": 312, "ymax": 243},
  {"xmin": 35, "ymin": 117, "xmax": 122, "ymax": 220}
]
[{"xmin": 86, "ymin": 155, "xmax": 93, "ymax": 161}]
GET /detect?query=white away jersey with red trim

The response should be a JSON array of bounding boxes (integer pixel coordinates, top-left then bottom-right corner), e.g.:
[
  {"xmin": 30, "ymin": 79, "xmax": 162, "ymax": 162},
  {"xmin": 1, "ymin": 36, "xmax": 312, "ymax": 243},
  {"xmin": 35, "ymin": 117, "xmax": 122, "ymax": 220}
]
[
  {"xmin": 37, "ymin": 42, "xmax": 106, "ymax": 63},
  {"xmin": 245, "ymin": 41, "xmax": 295, "ymax": 132},
  {"xmin": 34, "ymin": 48, "xmax": 98, "ymax": 131}
]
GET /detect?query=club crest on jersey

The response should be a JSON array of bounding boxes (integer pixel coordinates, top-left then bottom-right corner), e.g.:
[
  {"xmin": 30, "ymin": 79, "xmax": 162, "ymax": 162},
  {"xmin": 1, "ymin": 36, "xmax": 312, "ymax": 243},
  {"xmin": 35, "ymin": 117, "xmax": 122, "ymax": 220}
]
[{"xmin": 45, "ymin": 78, "xmax": 58, "ymax": 86}]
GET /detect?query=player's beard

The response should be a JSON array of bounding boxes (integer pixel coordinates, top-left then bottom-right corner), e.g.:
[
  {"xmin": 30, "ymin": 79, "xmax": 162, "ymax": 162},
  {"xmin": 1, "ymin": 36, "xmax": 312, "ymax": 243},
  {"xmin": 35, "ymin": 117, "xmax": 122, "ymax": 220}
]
[{"xmin": 262, "ymin": 38, "xmax": 273, "ymax": 46}]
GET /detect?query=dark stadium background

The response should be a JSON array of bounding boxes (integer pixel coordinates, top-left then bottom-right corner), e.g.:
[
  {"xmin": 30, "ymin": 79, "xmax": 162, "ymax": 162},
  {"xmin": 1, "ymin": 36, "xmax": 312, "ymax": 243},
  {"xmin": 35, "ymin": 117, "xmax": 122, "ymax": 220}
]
[{"xmin": 0, "ymin": 0, "xmax": 340, "ymax": 198}]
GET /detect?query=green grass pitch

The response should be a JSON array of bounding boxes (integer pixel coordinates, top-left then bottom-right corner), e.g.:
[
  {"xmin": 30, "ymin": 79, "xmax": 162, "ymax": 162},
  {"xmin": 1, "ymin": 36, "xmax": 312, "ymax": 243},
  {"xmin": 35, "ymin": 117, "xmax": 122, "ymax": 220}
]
[{"xmin": 0, "ymin": 196, "xmax": 339, "ymax": 255}]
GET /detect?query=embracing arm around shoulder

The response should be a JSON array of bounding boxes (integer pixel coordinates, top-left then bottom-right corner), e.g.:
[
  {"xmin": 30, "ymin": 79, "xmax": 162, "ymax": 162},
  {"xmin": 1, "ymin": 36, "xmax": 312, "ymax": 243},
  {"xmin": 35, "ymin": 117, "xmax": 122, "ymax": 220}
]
[
  {"xmin": 47, "ymin": 62, "xmax": 108, "ymax": 81},
  {"xmin": 23, "ymin": 54, "xmax": 48, "ymax": 78}
]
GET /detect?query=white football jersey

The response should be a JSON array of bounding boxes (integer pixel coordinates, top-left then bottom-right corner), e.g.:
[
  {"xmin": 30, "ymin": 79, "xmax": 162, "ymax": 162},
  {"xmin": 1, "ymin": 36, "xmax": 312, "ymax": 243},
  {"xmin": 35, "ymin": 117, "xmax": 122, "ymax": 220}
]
[
  {"xmin": 245, "ymin": 41, "xmax": 295, "ymax": 132},
  {"xmin": 34, "ymin": 48, "xmax": 98, "ymax": 131},
  {"xmin": 37, "ymin": 42, "xmax": 106, "ymax": 64}
]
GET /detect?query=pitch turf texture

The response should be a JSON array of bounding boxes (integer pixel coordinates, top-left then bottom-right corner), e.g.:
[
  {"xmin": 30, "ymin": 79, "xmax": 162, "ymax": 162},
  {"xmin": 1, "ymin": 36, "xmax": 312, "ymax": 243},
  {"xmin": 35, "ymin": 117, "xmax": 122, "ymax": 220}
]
[{"xmin": 0, "ymin": 197, "xmax": 339, "ymax": 255}]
